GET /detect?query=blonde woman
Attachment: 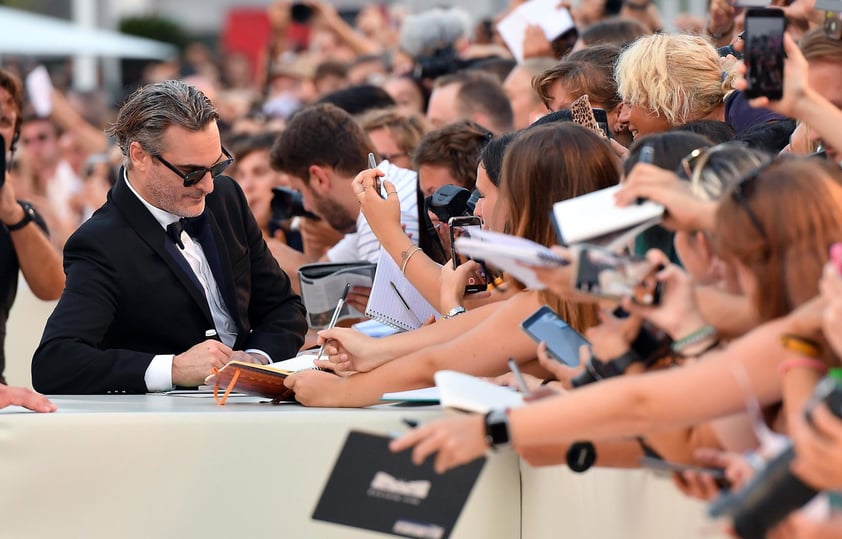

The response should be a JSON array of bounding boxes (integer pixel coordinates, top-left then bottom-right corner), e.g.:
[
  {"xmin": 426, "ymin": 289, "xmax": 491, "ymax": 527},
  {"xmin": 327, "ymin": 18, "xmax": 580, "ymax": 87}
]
[{"xmin": 615, "ymin": 33, "xmax": 782, "ymax": 140}]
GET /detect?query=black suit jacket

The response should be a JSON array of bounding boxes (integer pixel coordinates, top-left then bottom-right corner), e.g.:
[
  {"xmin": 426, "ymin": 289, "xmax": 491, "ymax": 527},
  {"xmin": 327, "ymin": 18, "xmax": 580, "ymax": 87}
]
[{"xmin": 32, "ymin": 172, "xmax": 307, "ymax": 394}]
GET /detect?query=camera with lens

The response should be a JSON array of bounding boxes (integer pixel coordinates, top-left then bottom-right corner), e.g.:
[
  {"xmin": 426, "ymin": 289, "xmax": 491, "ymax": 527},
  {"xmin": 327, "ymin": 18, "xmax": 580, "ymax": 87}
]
[
  {"xmin": 424, "ymin": 184, "xmax": 479, "ymax": 223},
  {"xmin": 571, "ymin": 316, "xmax": 672, "ymax": 388},
  {"xmin": 412, "ymin": 46, "xmax": 475, "ymax": 80},
  {"xmin": 270, "ymin": 186, "xmax": 320, "ymax": 233}
]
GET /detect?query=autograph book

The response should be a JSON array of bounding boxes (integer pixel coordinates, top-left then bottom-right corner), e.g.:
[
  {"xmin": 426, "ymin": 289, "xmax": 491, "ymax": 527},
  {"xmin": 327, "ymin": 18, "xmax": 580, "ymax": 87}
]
[{"xmin": 212, "ymin": 354, "xmax": 320, "ymax": 403}]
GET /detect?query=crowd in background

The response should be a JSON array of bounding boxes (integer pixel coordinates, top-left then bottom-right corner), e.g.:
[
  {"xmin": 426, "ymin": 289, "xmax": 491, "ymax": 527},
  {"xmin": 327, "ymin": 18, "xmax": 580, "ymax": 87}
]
[{"xmin": 3, "ymin": 0, "xmax": 842, "ymax": 537}]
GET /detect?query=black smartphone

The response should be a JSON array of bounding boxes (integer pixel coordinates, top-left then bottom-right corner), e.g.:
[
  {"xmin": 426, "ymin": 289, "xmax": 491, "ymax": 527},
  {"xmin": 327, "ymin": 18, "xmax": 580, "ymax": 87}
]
[
  {"xmin": 592, "ymin": 108, "xmax": 612, "ymax": 140},
  {"xmin": 639, "ymin": 457, "xmax": 731, "ymax": 490},
  {"xmin": 744, "ymin": 8, "xmax": 786, "ymax": 100},
  {"xmin": 449, "ymin": 216, "xmax": 488, "ymax": 294},
  {"xmin": 520, "ymin": 305, "xmax": 590, "ymax": 367},
  {"xmin": 0, "ymin": 133, "xmax": 5, "ymax": 187},
  {"xmin": 571, "ymin": 245, "xmax": 662, "ymax": 305}
]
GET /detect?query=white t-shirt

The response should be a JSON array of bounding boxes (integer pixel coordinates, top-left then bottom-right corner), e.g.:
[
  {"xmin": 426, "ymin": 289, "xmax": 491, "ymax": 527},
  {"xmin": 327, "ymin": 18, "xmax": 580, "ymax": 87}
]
[{"xmin": 326, "ymin": 160, "xmax": 419, "ymax": 263}]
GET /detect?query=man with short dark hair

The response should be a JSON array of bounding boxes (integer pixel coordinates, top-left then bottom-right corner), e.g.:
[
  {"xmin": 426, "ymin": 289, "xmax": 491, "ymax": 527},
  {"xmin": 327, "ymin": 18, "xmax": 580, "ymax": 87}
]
[
  {"xmin": 32, "ymin": 80, "xmax": 307, "ymax": 394},
  {"xmin": 269, "ymin": 103, "xmax": 419, "ymax": 269},
  {"xmin": 426, "ymin": 71, "xmax": 514, "ymax": 134}
]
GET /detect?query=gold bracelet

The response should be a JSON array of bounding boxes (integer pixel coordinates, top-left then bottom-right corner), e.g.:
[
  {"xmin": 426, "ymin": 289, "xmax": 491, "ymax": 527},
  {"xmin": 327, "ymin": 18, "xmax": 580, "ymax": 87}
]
[{"xmin": 400, "ymin": 245, "xmax": 422, "ymax": 275}]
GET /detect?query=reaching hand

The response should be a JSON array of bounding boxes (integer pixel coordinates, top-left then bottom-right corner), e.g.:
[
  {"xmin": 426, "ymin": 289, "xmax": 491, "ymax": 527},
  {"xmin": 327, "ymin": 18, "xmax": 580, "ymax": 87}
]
[
  {"xmin": 622, "ymin": 250, "xmax": 707, "ymax": 341},
  {"xmin": 790, "ymin": 402, "xmax": 842, "ymax": 492},
  {"xmin": 353, "ymin": 168, "xmax": 402, "ymax": 239},
  {"xmin": 440, "ymin": 259, "xmax": 489, "ymax": 312},
  {"xmin": 615, "ymin": 163, "xmax": 717, "ymax": 232},
  {"xmin": 0, "ymin": 384, "xmax": 57, "ymax": 413},
  {"xmin": 314, "ymin": 326, "xmax": 387, "ymax": 375},
  {"xmin": 672, "ymin": 447, "xmax": 754, "ymax": 501},
  {"xmin": 390, "ymin": 413, "xmax": 489, "ymax": 474},
  {"xmin": 733, "ymin": 33, "xmax": 808, "ymax": 118},
  {"xmin": 535, "ymin": 341, "xmax": 585, "ymax": 389}
]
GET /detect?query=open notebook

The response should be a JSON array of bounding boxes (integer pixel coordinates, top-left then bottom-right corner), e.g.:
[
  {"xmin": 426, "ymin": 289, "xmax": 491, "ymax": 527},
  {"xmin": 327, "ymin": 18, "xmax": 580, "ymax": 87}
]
[
  {"xmin": 365, "ymin": 248, "xmax": 439, "ymax": 331},
  {"xmin": 552, "ymin": 185, "xmax": 664, "ymax": 252}
]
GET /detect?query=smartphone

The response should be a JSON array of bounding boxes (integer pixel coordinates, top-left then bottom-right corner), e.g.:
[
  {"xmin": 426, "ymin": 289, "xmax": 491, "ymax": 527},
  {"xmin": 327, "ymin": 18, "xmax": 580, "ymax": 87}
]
[
  {"xmin": 367, "ymin": 152, "xmax": 385, "ymax": 199},
  {"xmin": 571, "ymin": 244, "xmax": 662, "ymax": 305},
  {"xmin": 592, "ymin": 108, "xmax": 612, "ymax": 140},
  {"xmin": 520, "ymin": 305, "xmax": 590, "ymax": 367},
  {"xmin": 0, "ymin": 133, "xmax": 5, "ymax": 187},
  {"xmin": 639, "ymin": 457, "xmax": 731, "ymax": 490},
  {"xmin": 743, "ymin": 8, "xmax": 786, "ymax": 100},
  {"xmin": 449, "ymin": 216, "xmax": 489, "ymax": 294}
]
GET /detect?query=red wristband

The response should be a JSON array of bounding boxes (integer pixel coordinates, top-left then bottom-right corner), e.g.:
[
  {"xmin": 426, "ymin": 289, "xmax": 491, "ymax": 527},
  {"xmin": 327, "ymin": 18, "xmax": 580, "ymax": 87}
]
[{"xmin": 777, "ymin": 357, "xmax": 829, "ymax": 377}]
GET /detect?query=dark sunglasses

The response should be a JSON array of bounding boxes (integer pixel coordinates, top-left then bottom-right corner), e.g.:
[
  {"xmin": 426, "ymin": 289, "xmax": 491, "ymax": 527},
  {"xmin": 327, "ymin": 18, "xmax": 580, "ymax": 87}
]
[
  {"xmin": 153, "ymin": 146, "xmax": 234, "ymax": 187},
  {"xmin": 730, "ymin": 163, "xmax": 771, "ymax": 243}
]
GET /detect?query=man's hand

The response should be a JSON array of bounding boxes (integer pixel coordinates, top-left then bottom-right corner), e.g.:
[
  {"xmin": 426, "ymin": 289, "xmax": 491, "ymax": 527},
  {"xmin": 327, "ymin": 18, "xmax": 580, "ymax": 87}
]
[
  {"xmin": 0, "ymin": 384, "xmax": 57, "ymax": 413},
  {"xmin": 0, "ymin": 172, "xmax": 24, "ymax": 227},
  {"xmin": 172, "ymin": 339, "xmax": 233, "ymax": 387}
]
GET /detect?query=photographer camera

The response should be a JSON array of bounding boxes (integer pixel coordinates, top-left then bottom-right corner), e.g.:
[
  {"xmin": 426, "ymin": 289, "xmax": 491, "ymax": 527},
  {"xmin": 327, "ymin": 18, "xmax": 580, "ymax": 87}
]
[{"xmin": 269, "ymin": 185, "xmax": 320, "ymax": 252}]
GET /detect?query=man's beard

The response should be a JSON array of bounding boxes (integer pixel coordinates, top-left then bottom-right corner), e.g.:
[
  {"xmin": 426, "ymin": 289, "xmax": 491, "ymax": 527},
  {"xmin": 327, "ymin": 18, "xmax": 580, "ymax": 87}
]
[{"xmin": 313, "ymin": 194, "xmax": 356, "ymax": 233}]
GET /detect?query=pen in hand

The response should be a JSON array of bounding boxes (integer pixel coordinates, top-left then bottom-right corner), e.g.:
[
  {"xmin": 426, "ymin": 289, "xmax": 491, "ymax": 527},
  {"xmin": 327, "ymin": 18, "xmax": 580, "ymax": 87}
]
[
  {"xmin": 316, "ymin": 282, "xmax": 351, "ymax": 363},
  {"xmin": 367, "ymin": 152, "xmax": 386, "ymax": 199},
  {"xmin": 507, "ymin": 358, "xmax": 531, "ymax": 397},
  {"xmin": 389, "ymin": 280, "xmax": 423, "ymax": 327}
]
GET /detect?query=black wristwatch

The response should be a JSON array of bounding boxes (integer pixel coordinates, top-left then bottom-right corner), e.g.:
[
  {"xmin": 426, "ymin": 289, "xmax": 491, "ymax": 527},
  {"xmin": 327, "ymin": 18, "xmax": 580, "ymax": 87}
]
[
  {"xmin": 484, "ymin": 408, "xmax": 510, "ymax": 450},
  {"xmin": 566, "ymin": 441, "xmax": 597, "ymax": 473},
  {"xmin": 6, "ymin": 201, "xmax": 36, "ymax": 231}
]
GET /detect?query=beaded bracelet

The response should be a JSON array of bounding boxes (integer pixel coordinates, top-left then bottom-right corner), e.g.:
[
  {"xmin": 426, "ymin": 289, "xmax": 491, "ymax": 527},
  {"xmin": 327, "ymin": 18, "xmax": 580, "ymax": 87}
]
[
  {"xmin": 671, "ymin": 325, "xmax": 717, "ymax": 354},
  {"xmin": 400, "ymin": 245, "xmax": 423, "ymax": 275},
  {"xmin": 777, "ymin": 357, "xmax": 829, "ymax": 377}
]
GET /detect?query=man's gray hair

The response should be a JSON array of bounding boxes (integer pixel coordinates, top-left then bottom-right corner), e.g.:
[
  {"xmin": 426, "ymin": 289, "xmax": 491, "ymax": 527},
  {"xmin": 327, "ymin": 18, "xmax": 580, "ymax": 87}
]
[{"xmin": 107, "ymin": 80, "xmax": 219, "ymax": 159}]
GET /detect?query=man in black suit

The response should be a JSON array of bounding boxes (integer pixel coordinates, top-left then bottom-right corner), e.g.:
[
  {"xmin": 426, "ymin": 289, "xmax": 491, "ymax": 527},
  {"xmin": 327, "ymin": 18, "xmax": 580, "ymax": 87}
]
[{"xmin": 32, "ymin": 81, "xmax": 307, "ymax": 394}]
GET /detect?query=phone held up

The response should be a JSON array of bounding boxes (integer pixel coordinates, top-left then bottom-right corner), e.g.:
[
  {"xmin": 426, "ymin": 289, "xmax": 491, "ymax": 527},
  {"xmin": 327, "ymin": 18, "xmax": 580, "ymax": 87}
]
[
  {"xmin": 743, "ymin": 8, "xmax": 786, "ymax": 101},
  {"xmin": 521, "ymin": 305, "xmax": 589, "ymax": 367},
  {"xmin": 449, "ymin": 216, "xmax": 489, "ymax": 294},
  {"xmin": 571, "ymin": 244, "xmax": 663, "ymax": 305}
]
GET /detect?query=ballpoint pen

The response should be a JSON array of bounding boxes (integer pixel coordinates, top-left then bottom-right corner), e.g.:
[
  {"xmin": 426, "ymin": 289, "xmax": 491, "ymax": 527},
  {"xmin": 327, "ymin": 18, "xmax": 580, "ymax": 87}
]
[
  {"xmin": 389, "ymin": 280, "xmax": 423, "ymax": 327},
  {"xmin": 367, "ymin": 152, "xmax": 385, "ymax": 199},
  {"xmin": 316, "ymin": 282, "xmax": 351, "ymax": 362},
  {"xmin": 507, "ymin": 358, "xmax": 531, "ymax": 397}
]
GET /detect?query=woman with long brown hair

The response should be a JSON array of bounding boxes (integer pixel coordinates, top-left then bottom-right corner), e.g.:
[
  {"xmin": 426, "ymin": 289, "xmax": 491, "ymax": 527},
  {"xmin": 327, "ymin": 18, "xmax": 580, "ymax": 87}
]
[{"xmin": 284, "ymin": 123, "xmax": 618, "ymax": 406}]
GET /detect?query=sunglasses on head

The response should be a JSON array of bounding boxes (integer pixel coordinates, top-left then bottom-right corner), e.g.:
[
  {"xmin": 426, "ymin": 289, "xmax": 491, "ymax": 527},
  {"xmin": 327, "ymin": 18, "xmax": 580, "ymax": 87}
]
[
  {"xmin": 153, "ymin": 146, "xmax": 234, "ymax": 187},
  {"xmin": 730, "ymin": 161, "xmax": 774, "ymax": 243}
]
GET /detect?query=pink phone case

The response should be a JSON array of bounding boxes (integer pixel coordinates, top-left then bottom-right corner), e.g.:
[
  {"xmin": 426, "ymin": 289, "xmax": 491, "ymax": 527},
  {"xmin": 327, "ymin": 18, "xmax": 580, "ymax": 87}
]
[{"xmin": 830, "ymin": 242, "xmax": 842, "ymax": 274}]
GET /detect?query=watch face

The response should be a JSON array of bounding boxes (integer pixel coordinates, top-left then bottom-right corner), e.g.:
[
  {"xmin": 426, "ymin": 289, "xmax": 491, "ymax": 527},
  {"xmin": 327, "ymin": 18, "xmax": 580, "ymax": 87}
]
[
  {"xmin": 566, "ymin": 441, "xmax": 596, "ymax": 473},
  {"xmin": 485, "ymin": 409, "xmax": 510, "ymax": 447}
]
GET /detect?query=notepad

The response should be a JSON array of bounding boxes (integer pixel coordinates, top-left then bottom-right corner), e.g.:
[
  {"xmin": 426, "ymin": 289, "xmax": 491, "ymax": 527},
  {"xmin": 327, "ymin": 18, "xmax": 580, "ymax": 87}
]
[
  {"xmin": 496, "ymin": 0, "xmax": 575, "ymax": 62},
  {"xmin": 552, "ymin": 185, "xmax": 664, "ymax": 251},
  {"xmin": 365, "ymin": 248, "xmax": 439, "ymax": 331},
  {"xmin": 434, "ymin": 370, "xmax": 524, "ymax": 413}
]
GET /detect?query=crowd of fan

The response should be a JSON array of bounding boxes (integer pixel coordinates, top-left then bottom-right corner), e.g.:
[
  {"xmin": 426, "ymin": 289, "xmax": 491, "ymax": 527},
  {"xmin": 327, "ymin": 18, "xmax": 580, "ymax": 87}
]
[{"xmin": 2, "ymin": 0, "xmax": 842, "ymax": 536}]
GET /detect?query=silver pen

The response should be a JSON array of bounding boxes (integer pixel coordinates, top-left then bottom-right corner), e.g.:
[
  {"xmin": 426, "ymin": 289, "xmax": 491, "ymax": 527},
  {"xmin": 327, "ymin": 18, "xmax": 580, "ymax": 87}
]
[
  {"xmin": 507, "ymin": 358, "xmax": 531, "ymax": 397},
  {"xmin": 316, "ymin": 282, "xmax": 351, "ymax": 362},
  {"xmin": 367, "ymin": 152, "xmax": 385, "ymax": 199}
]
